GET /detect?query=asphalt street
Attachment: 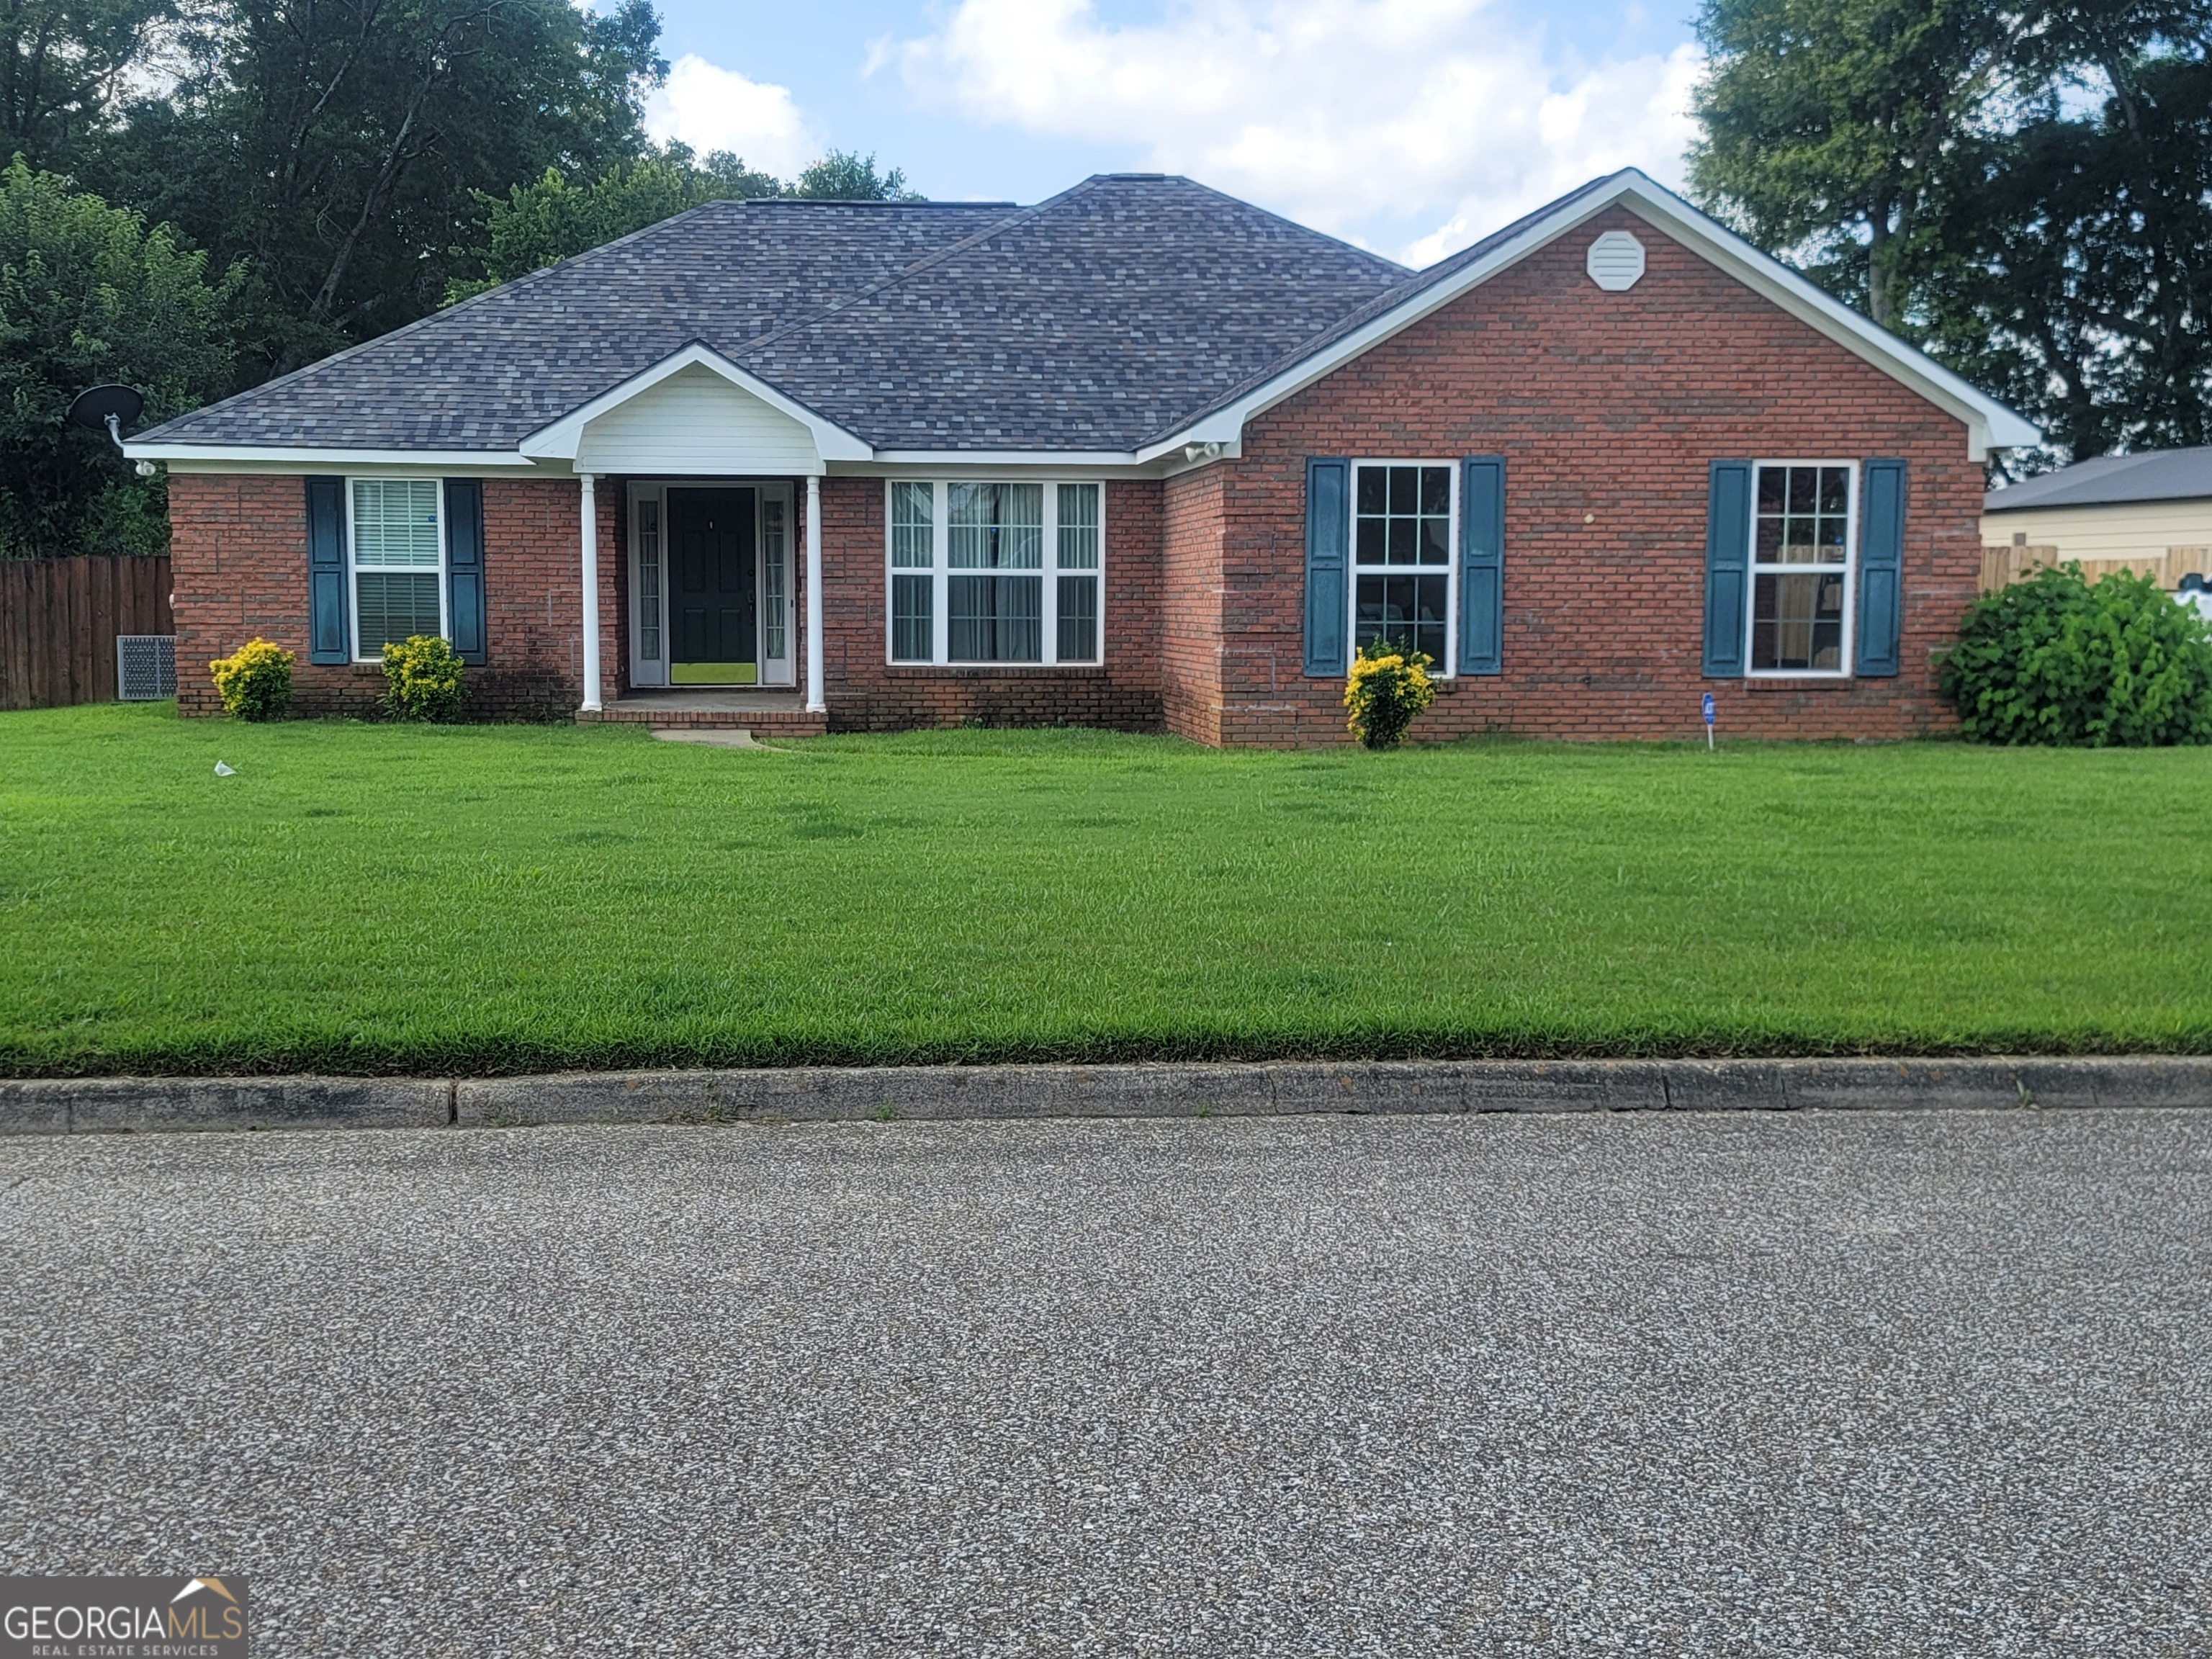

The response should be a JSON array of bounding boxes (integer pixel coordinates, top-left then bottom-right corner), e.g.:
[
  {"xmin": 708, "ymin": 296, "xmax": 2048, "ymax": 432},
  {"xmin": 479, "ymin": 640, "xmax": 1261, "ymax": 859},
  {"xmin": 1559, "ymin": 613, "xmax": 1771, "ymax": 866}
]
[{"xmin": 2, "ymin": 1108, "xmax": 2207, "ymax": 1657}]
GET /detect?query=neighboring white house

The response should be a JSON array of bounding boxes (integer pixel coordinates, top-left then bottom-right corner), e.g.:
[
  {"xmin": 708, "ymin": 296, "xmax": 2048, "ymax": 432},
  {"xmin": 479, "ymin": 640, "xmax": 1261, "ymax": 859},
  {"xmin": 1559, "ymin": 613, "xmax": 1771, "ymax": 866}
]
[{"xmin": 1981, "ymin": 446, "xmax": 2212, "ymax": 590}]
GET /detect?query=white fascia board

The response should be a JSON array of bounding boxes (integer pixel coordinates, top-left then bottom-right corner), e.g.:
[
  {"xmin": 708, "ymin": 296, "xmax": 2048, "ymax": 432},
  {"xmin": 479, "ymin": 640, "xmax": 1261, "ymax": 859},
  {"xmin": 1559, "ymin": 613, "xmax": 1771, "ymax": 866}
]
[
  {"xmin": 518, "ymin": 342, "xmax": 872, "ymax": 465},
  {"xmin": 1146, "ymin": 170, "xmax": 2040, "ymax": 462},
  {"xmin": 122, "ymin": 443, "xmax": 539, "ymax": 469},
  {"xmin": 865, "ymin": 449, "xmax": 1143, "ymax": 469}
]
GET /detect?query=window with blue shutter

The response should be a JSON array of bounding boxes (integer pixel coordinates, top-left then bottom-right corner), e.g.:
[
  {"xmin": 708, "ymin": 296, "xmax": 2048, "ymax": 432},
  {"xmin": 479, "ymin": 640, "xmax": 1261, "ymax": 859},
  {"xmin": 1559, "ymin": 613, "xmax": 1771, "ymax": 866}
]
[
  {"xmin": 1303, "ymin": 457, "xmax": 1349, "ymax": 677},
  {"xmin": 1701, "ymin": 461, "xmax": 1753, "ymax": 678},
  {"xmin": 306, "ymin": 477, "xmax": 349, "ymax": 664},
  {"xmin": 1459, "ymin": 455, "xmax": 1504, "ymax": 675},
  {"xmin": 445, "ymin": 479, "xmax": 486, "ymax": 665},
  {"xmin": 1855, "ymin": 459, "xmax": 1906, "ymax": 677}
]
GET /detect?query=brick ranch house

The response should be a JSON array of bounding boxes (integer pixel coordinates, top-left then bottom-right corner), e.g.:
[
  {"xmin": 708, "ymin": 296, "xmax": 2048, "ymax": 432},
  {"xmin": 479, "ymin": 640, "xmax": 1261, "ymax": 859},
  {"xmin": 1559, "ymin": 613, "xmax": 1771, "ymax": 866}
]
[{"xmin": 129, "ymin": 169, "xmax": 2038, "ymax": 744}]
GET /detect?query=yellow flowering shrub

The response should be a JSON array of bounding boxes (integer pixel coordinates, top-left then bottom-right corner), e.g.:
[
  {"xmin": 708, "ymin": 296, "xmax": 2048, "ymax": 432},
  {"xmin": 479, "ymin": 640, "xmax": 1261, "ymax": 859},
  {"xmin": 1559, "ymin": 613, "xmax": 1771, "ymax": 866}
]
[
  {"xmin": 1343, "ymin": 638, "xmax": 1437, "ymax": 749},
  {"xmin": 379, "ymin": 634, "xmax": 467, "ymax": 722},
  {"xmin": 207, "ymin": 637, "xmax": 295, "ymax": 720}
]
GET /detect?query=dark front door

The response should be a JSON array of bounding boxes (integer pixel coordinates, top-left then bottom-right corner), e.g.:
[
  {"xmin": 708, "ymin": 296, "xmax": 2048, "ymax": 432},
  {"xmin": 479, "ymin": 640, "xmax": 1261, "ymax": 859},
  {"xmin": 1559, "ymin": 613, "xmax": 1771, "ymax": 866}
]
[{"xmin": 669, "ymin": 487, "xmax": 757, "ymax": 684}]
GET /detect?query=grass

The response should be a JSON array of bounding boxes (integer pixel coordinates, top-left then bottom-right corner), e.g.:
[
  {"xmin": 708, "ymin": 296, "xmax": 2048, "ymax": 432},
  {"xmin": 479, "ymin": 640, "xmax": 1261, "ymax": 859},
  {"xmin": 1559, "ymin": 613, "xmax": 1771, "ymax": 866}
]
[{"xmin": 3, "ymin": 702, "xmax": 2211, "ymax": 1075}]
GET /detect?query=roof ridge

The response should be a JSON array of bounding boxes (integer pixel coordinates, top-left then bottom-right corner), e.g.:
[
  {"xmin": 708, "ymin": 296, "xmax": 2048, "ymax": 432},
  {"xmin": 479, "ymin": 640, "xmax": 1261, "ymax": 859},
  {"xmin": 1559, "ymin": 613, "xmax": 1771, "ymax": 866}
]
[
  {"xmin": 722, "ymin": 178, "xmax": 1113, "ymax": 366},
  {"xmin": 1139, "ymin": 174, "xmax": 1411, "ymax": 277}
]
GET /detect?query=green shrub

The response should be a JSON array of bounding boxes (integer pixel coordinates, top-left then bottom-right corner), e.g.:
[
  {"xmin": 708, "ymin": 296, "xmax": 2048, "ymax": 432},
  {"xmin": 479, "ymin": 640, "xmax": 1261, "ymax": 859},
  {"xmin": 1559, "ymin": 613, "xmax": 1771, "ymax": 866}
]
[
  {"xmin": 1940, "ymin": 565, "xmax": 2212, "ymax": 746},
  {"xmin": 1343, "ymin": 638, "xmax": 1439, "ymax": 749},
  {"xmin": 379, "ymin": 634, "xmax": 466, "ymax": 723},
  {"xmin": 207, "ymin": 638, "xmax": 293, "ymax": 720}
]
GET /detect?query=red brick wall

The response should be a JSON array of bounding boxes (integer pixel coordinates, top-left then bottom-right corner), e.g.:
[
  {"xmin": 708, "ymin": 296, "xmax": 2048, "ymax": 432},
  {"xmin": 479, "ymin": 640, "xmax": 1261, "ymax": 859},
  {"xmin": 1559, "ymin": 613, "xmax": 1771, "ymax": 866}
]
[
  {"xmin": 1169, "ymin": 204, "xmax": 1987, "ymax": 746},
  {"xmin": 170, "ymin": 472, "xmax": 602, "ymax": 719},
  {"xmin": 1161, "ymin": 467, "xmax": 1228, "ymax": 745},
  {"xmin": 817, "ymin": 475, "xmax": 1165, "ymax": 732}
]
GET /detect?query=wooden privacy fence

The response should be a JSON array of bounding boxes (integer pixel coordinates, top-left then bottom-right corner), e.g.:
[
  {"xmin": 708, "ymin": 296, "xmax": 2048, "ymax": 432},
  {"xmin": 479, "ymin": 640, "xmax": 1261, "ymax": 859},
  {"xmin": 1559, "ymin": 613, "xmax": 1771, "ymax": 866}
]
[
  {"xmin": 0, "ymin": 555, "xmax": 173, "ymax": 711},
  {"xmin": 1981, "ymin": 543, "xmax": 2212, "ymax": 595}
]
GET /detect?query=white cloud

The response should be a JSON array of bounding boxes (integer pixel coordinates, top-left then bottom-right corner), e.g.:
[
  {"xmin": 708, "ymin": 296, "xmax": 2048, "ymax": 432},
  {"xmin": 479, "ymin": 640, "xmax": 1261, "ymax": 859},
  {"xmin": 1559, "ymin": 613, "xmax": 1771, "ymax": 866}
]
[
  {"xmin": 891, "ymin": 0, "xmax": 1703, "ymax": 266},
  {"xmin": 644, "ymin": 55, "xmax": 820, "ymax": 181}
]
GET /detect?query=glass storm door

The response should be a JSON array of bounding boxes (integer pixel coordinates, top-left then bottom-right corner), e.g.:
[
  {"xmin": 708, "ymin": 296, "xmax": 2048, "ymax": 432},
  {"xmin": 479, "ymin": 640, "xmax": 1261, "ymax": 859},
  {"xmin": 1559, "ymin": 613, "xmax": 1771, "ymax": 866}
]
[{"xmin": 668, "ymin": 487, "xmax": 758, "ymax": 685}]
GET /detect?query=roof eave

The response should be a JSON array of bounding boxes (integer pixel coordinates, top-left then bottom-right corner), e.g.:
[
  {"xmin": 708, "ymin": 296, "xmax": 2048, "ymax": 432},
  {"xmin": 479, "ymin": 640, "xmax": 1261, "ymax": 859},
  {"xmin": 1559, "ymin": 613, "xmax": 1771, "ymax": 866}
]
[{"xmin": 121, "ymin": 441, "xmax": 539, "ymax": 469}]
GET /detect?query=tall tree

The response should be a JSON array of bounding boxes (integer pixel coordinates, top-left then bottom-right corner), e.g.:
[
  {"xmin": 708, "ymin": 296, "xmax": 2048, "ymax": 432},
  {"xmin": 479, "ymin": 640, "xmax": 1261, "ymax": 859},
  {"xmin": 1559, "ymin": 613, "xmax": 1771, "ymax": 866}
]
[
  {"xmin": 1689, "ymin": 0, "xmax": 2030, "ymax": 328},
  {"xmin": 91, "ymin": 0, "xmax": 665, "ymax": 375},
  {"xmin": 0, "ymin": 158, "xmax": 238, "ymax": 554},
  {"xmin": 0, "ymin": 0, "xmax": 170, "ymax": 173},
  {"xmin": 791, "ymin": 150, "xmax": 920, "ymax": 201},
  {"xmin": 444, "ymin": 143, "xmax": 778, "ymax": 302},
  {"xmin": 1691, "ymin": 0, "xmax": 2212, "ymax": 464}
]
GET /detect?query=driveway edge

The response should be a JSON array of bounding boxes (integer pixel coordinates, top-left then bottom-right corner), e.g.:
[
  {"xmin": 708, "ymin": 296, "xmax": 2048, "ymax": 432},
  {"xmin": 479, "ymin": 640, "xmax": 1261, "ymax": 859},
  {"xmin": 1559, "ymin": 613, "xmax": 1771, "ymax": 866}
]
[{"xmin": 3, "ymin": 1056, "xmax": 2210, "ymax": 1135}]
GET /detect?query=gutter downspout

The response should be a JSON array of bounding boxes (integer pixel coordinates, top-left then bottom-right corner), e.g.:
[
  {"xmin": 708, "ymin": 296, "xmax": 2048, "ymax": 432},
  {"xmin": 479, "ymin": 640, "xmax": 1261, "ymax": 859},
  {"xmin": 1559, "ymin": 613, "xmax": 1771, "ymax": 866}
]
[
  {"xmin": 579, "ymin": 472, "xmax": 602, "ymax": 714},
  {"xmin": 805, "ymin": 474, "xmax": 825, "ymax": 714}
]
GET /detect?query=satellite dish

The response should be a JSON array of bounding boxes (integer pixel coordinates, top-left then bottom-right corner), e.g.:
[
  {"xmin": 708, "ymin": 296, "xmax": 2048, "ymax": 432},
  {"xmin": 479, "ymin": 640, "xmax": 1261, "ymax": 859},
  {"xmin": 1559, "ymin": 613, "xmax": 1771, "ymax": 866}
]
[{"xmin": 68, "ymin": 384, "xmax": 145, "ymax": 448}]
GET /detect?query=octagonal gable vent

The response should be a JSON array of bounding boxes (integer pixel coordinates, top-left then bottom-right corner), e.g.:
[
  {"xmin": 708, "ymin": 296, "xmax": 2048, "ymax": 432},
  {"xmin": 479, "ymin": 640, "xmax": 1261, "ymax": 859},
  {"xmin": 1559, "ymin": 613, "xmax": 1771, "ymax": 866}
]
[{"xmin": 1586, "ymin": 230, "xmax": 1647, "ymax": 292}]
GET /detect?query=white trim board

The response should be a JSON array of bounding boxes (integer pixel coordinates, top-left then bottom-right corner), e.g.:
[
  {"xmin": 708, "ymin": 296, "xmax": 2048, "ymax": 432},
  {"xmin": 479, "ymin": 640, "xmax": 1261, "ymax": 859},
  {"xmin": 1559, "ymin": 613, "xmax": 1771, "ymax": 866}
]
[{"xmin": 124, "ymin": 445, "xmax": 539, "ymax": 470}]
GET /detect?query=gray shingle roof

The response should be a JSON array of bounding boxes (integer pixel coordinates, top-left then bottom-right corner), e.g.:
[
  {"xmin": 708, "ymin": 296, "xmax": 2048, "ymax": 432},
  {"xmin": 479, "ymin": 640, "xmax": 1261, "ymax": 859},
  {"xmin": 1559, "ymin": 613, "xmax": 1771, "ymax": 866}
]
[
  {"xmin": 1984, "ymin": 446, "xmax": 2212, "ymax": 512},
  {"xmin": 140, "ymin": 175, "xmax": 1417, "ymax": 454}
]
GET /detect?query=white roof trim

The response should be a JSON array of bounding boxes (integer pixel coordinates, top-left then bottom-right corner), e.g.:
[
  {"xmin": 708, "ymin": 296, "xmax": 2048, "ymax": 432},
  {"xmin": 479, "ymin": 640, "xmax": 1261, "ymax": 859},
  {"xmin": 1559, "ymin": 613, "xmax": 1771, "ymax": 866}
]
[
  {"xmin": 518, "ymin": 342, "xmax": 873, "ymax": 467},
  {"xmin": 120, "ymin": 443, "xmax": 539, "ymax": 467},
  {"xmin": 1144, "ymin": 170, "xmax": 2041, "ymax": 462}
]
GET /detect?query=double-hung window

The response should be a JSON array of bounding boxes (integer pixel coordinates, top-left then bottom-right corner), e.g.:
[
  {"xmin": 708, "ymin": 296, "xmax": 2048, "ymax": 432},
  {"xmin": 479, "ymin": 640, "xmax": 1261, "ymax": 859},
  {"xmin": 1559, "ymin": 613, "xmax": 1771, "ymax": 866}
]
[
  {"xmin": 886, "ymin": 480, "xmax": 1103, "ymax": 665},
  {"xmin": 1748, "ymin": 462, "xmax": 1855, "ymax": 675},
  {"xmin": 351, "ymin": 478, "xmax": 444, "ymax": 658},
  {"xmin": 1352, "ymin": 462, "xmax": 1455, "ymax": 671}
]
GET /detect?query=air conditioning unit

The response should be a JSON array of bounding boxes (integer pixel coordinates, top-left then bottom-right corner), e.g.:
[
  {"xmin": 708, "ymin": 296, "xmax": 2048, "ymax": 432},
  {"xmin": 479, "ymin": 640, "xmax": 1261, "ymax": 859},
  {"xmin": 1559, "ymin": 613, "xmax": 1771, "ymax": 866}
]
[{"xmin": 117, "ymin": 634, "xmax": 176, "ymax": 701}]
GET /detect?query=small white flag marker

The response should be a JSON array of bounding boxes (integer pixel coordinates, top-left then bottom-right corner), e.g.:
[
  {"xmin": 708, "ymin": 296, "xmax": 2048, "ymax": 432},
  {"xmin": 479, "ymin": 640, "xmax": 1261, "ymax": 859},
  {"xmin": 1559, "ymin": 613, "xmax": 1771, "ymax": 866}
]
[{"xmin": 213, "ymin": 760, "xmax": 235, "ymax": 776}]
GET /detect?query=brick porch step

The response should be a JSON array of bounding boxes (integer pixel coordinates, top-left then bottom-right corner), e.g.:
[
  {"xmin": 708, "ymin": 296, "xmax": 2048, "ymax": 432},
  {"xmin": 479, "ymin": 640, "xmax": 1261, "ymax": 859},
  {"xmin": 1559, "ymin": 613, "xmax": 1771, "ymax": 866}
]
[{"xmin": 590, "ymin": 693, "xmax": 827, "ymax": 739}]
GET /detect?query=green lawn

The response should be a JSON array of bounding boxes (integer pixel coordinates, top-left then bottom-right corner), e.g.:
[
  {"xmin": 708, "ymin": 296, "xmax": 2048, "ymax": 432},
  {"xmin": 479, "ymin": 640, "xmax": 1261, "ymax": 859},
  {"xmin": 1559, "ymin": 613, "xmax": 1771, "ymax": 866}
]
[{"xmin": 3, "ymin": 703, "xmax": 2211, "ymax": 1074}]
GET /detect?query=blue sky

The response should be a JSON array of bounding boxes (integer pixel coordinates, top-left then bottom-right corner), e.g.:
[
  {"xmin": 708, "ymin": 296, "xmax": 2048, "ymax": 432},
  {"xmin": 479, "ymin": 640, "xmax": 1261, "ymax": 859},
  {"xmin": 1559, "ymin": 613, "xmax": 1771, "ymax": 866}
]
[{"xmin": 642, "ymin": 0, "xmax": 1707, "ymax": 267}]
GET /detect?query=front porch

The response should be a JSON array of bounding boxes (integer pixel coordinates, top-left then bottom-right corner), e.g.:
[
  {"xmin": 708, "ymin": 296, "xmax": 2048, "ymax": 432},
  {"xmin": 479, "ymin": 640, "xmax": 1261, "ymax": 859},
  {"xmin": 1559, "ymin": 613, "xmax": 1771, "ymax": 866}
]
[{"xmin": 590, "ymin": 688, "xmax": 827, "ymax": 738}]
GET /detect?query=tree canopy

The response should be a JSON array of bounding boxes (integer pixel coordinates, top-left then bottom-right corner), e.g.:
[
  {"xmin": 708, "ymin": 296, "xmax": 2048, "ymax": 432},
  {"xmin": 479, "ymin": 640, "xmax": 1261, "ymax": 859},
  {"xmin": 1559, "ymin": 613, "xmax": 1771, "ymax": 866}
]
[
  {"xmin": 1691, "ymin": 0, "xmax": 2212, "ymax": 466},
  {"xmin": 0, "ymin": 158, "xmax": 239, "ymax": 556},
  {"xmin": 0, "ymin": 1, "xmax": 922, "ymax": 552}
]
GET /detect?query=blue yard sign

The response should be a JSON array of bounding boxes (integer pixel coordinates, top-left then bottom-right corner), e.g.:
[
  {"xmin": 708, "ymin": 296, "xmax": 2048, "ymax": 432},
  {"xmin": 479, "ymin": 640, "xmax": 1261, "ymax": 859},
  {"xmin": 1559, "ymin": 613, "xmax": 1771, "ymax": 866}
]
[{"xmin": 1702, "ymin": 692, "xmax": 1716, "ymax": 750}]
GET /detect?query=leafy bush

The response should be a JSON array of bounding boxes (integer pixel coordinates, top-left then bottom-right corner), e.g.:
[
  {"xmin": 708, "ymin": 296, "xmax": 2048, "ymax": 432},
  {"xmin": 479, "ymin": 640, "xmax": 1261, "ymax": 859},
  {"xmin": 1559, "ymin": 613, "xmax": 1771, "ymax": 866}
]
[
  {"xmin": 207, "ymin": 638, "xmax": 293, "ymax": 720},
  {"xmin": 1343, "ymin": 638, "xmax": 1438, "ymax": 749},
  {"xmin": 1940, "ymin": 565, "xmax": 2212, "ymax": 746},
  {"xmin": 379, "ymin": 634, "xmax": 467, "ymax": 723}
]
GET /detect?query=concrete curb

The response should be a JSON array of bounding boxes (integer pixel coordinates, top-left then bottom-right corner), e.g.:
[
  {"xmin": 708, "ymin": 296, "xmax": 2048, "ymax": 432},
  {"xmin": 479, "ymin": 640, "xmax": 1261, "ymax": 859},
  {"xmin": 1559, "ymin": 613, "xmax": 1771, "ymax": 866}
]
[{"xmin": 3, "ymin": 1057, "xmax": 2211, "ymax": 1136}]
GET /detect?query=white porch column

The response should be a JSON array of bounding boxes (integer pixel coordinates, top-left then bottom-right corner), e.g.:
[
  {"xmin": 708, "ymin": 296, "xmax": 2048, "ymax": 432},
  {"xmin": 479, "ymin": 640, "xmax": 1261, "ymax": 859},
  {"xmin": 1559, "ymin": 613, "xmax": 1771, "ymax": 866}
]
[
  {"xmin": 578, "ymin": 471, "xmax": 602, "ymax": 714},
  {"xmin": 804, "ymin": 472, "xmax": 825, "ymax": 714}
]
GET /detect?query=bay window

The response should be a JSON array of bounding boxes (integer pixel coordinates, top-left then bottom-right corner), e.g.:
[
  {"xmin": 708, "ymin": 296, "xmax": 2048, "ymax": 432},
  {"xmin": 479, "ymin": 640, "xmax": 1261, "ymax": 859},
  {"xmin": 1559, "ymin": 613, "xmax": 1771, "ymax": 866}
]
[{"xmin": 887, "ymin": 480, "xmax": 1104, "ymax": 665}]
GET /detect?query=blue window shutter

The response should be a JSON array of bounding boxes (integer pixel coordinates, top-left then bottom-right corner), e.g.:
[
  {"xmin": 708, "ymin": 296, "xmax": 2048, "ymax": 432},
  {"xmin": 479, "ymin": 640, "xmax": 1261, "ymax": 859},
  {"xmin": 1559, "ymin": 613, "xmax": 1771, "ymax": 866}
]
[
  {"xmin": 1303, "ymin": 457, "xmax": 1349, "ymax": 677},
  {"xmin": 1701, "ymin": 460, "xmax": 1753, "ymax": 678},
  {"xmin": 444, "ymin": 478, "xmax": 486, "ymax": 665},
  {"xmin": 1855, "ymin": 459, "xmax": 1906, "ymax": 677},
  {"xmin": 1460, "ymin": 454, "xmax": 1505, "ymax": 675},
  {"xmin": 306, "ymin": 477, "xmax": 349, "ymax": 664}
]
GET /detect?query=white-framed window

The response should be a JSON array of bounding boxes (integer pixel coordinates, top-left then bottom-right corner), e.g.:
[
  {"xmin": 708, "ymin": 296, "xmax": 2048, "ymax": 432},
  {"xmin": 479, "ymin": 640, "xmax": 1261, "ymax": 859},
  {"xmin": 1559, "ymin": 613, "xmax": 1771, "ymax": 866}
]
[
  {"xmin": 1352, "ymin": 460, "xmax": 1457, "ymax": 674},
  {"xmin": 886, "ymin": 480, "xmax": 1104, "ymax": 666},
  {"xmin": 1748, "ymin": 461, "xmax": 1856, "ymax": 675},
  {"xmin": 349, "ymin": 477, "xmax": 444, "ymax": 660}
]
